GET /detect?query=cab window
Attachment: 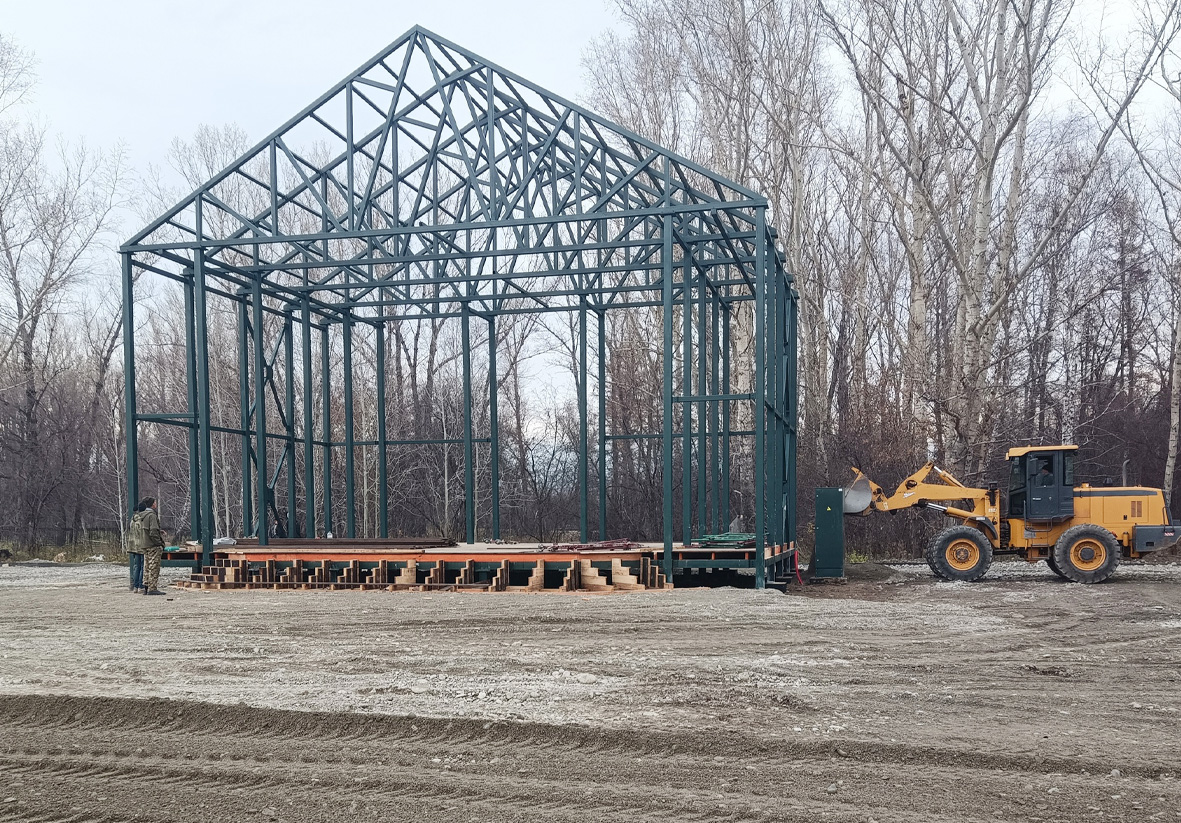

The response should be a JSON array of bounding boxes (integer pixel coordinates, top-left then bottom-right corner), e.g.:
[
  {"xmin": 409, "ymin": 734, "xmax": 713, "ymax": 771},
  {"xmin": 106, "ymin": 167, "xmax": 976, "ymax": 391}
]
[{"xmin": 1009, "ymin": 457, "xmax": 1024, "ymax": 492}]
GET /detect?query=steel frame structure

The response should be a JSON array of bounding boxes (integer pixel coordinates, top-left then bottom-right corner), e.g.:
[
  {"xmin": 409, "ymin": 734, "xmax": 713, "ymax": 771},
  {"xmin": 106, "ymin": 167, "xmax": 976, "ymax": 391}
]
[{"xmin": 120, "ymin": 26, "xmax": 798, "ymax": 586}]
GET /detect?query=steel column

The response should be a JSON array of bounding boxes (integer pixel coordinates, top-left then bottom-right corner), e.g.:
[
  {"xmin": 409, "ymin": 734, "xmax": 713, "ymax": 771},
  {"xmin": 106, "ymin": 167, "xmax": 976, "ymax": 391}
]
[
  {"xmin": 301, "ymin": 298, "xmax": 316, "ymax": 540},
  {"xmin": 343, "ymin": 316, "xmax": 356, "ymax": 538},
  {"xmin": 321, "ymin": 325, "xmax": 333, "ymax": 536},
  {"xmin": 661, "ymin": 159, "xmax": 675, "ymax": 580},
  {"xmin": 184, "ymin": 273, "xmax": 200, "ymax": 544},
  {"xmin": 462, "ymin": 306, "xmax": 475, "ymax": 543},
  {"xmin": 697, "ymin": 270, "xmax": 707, "ymax": 535},
  {"xmin": 710, "ymin": 293, "xmax": 720, "ymax": 534},
  {"xmin": 238, "ymin": 296, "xmax": 253, "ymax": 536},
  {"xmin": 681, "ymin": 255, "xmax": 692, "ymax": 545},
  {"xmin": 597, "ymin": 309, "xmax": 607, "ymax": 541},
  {"xmin": 754, "ymin": 209, "xmax": 767, "ymax": 589},
  {"xmin": 578, "ymin": 297, "xmax": 588, "ymax": 543},
  {"xmin": 488, "ymin": 315, "xmax": 500, "ymax": 540},
  {"xmin": 722, "ymin": 299, "xmax": 731, "ymax": 530},
  {"xmin": 252, "ymin": 277, "xmax": 268, "ymax": 545},
  {"xmin": 284, "ymin": 313, "xmax": 296, "ymax": 538},
  {"xmin": 786, "ymin": 272, "xmax": 799, "ymax": 551},
  {"xmin": 121, "ymin": 253, "xmax": 138, "ymax": 515},
  {"xmin": 766, "ymin": 245, "xmax": 779, "ymax": 552},
  {"xmin": 193, "ymin": 246, "xmax": 215, "ymax": 566},
  {"xmin": 376, "ymin": 324, "xmax": 389, "ymax": 538}
]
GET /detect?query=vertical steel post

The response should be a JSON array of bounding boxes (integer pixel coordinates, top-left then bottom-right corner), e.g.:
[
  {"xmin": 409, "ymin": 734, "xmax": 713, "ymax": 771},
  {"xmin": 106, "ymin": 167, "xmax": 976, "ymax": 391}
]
[
  {"xmin": 301, "ymin": 298, "xmax": 315, "ymax": 540},
  {"xmin": 321, "ymin": 325, "xmax": 333, "ymax": 536},
  {"xmin": 121, "ymin": 253, "xmax": 138, "ymax": 515},
  {"xmin": 488, "ymin": 315, "xmax": 501, "ymax": 540},
  {"xmin": 597, "ymin": 309, "xmax": 607, "ymax": 540},
  {"xmin": 578, "ymin": 297, "xmax": 588, "ymax": 543},
  {"xmin": 754, "ymin": 209, "xmax": 767, "ymax": 589},
  {"xmin": 661, "ymin": 161, "xmax": 675, "ymax": 580},
  {"xmin": 343, "ymin": 315, "xmax": 356, "ymax": 538},
  {"xmin": 238, "ymin": 296, "xmax": 253, "ymax": 536},
  {"xmin": 681, "ymin": 255, "xmax": 692, "ymax": 545},
  {"xmin": 252, "ymin": 277, "xmax": 268, "ymax": 546},
  {"xmin": 766, "ymin": 243, "xmax": 779, "ymax": 552},
  {"xmin": 284, "ymin": 313, "xmax": 296, "ymax": 539},
  {"xmin": 697, "ymin": 267, "xmax": 707, "ymax": 534},
  {"xmin": 193, "ymin": 246, "xmax": 215, "ymax": 567},
  {"xmin": 774, "ymin": 265, "xmax": 786, "ymax": 550},
  {"xmin": 710, "ymin": 293, "xmax": 720, "ymax": 534},
  {"xmin": 184, "ymin": 273, "xmax": 200, "ymax": 544},
  {"xmin": 376, "ymin": 323, "xmax": 389, "ymax": 538},
  {"xmin": 787, "ymin": 272, "xmax": 800, "ymax": 552},
  {"xmin": 461, "ymin": 306, "xmax": 475, "ymax": 543},
  {"xmin": 722, "ymin": 297, "xmax": 731, "ymax": 530}
]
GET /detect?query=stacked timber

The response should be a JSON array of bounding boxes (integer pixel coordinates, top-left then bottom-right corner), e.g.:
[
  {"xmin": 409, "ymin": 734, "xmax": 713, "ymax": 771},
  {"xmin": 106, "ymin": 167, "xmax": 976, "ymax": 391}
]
[{"xmin": 176, "ymin": 549, "xmax": 668, "ymax": 593}]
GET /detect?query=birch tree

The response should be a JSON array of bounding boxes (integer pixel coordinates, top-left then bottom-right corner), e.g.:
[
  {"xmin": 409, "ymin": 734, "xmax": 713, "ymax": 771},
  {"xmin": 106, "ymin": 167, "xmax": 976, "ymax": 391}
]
[{"xmin": 821, "ymin": 0, "xmax": 1180, "ymax": 474}]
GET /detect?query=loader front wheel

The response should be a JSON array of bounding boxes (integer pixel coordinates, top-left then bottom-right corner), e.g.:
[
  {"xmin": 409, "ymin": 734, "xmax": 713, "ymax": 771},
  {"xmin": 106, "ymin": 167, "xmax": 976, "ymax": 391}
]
[
  {"xmin": 927, "ymin": 526, "xmax": 993, "ymax": 582},
  {"xmin": 1053, "ymin": 525, "xmax": 1120, "ymax": 584},
  {"xmin": 1045, "ymin": 552, "xmax": 1066, "ymax": 579}
]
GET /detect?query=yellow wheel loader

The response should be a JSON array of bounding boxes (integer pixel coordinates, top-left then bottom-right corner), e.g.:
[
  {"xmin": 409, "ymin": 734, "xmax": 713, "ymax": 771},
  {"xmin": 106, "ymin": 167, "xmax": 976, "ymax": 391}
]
[{"xmin": 843, "ymin": 445, "xmax": 1176, "ymax": 583}]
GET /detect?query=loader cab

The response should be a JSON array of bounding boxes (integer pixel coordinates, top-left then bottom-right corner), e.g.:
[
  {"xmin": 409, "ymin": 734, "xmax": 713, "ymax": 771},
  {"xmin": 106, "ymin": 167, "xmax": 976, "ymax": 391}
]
[{"xmin": 1007, "ymin": 446, "xmax": 1076, "ymax": 522}]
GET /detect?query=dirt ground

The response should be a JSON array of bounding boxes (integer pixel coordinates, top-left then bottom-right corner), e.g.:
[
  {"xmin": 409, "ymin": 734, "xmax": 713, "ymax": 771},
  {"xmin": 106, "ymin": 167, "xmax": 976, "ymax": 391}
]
[{"xmin": 1, "ymin": 560, "xmax": 1179, "ymax": 822}]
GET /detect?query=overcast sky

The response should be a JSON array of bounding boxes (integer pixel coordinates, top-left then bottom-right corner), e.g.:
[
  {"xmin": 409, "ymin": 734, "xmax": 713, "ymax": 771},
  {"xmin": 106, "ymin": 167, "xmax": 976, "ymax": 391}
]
[{"xmin": 4, "ymin": 0, "xmax": 616, "ymax": 183}]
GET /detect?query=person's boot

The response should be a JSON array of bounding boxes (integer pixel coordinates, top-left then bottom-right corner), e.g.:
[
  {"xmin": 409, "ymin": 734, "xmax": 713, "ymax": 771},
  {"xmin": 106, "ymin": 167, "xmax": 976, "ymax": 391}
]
[{"xmin": 145, "ymin": 589, "xmax": 164, "ymax": 595}]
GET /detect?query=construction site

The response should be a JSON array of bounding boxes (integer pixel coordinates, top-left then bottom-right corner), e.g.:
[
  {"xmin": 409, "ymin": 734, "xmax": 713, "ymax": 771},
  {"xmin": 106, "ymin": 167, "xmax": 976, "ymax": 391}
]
[{"xmin": 2, "ymin": 23, "xmax": 1181, "ymax": 823}]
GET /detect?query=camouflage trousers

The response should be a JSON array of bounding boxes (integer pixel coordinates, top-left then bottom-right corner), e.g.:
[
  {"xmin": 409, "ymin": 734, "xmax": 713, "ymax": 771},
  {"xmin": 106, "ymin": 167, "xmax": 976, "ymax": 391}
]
[{"xmin": 143, "ymin": 546, "xmax": 163, "ymax": 591}]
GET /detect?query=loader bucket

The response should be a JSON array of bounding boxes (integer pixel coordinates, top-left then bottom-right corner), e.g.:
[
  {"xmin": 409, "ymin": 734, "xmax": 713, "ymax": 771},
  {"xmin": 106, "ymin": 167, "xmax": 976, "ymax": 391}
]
[{"xmin": 843, "ymin": 469, "xmax": 876, "ymax": 515}]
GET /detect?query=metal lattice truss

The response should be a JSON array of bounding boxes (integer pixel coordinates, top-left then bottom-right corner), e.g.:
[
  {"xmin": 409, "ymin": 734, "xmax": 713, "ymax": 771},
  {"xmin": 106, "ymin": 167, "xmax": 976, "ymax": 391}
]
[
  {"xmin": 126, "ymin": 26, "xmax": 767, "ymax": 319},
  {"xmin": 121, "ymin": 26, "xmax": 796, "ymax": 586}
]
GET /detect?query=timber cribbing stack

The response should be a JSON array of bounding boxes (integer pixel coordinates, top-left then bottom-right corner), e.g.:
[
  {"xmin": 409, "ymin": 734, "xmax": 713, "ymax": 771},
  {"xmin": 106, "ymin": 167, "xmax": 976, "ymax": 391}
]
[
  {"xmin": 170, "ymin": 537, "xmax": 794, "ymax": 593},
  {"xmin": 175, "ymin": 538, "xmax": 673, "ymax": 593}
]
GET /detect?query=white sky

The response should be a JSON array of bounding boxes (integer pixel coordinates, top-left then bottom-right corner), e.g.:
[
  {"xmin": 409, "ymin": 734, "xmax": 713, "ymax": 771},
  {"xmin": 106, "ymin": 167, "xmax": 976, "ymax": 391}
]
[{"xmin": 3, "ymin": 0, "xmax": 616, "ymax": 193}]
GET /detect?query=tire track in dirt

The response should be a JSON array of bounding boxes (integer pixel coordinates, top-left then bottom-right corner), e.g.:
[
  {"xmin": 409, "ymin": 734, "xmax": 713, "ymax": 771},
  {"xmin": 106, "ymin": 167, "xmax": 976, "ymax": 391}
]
[
  {"xmin": 0, "ymin": 746, "xmax": 764, "ymax": 823},
  {"xmin": 1, "ymin": 694, "xmax": 1176, "ymax": 823},
  {"xmin": 1, "ymin": 694, "xmax": 1174, "ymax": 781}
]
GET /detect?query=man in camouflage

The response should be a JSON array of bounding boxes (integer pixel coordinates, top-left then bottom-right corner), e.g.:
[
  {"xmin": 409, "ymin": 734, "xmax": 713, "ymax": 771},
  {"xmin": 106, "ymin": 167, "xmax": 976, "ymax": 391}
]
[{"xmin": 129, "ymin": 498, "xmax": 167, "ymax": 595}]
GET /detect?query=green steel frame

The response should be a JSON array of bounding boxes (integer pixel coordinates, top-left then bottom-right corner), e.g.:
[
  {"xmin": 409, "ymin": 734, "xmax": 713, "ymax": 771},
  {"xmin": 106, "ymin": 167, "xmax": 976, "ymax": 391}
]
[{"xmin": 119, "ymin": 26, "xmax": 798, "ymax": 586}]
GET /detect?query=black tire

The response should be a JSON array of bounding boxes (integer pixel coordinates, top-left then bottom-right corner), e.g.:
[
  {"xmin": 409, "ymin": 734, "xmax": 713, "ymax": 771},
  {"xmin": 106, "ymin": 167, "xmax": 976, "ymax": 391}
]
[
  {"xmin": 1045, "ymin": 552, "xmax": 1066, "ymax": 579},
  {"xmin": 926, "ymin": 525, "xmax": 993, "ymax": 582},
  {"xmin": 1052, "ymin": 524, "xmax": 1120, "ymax": 584}
]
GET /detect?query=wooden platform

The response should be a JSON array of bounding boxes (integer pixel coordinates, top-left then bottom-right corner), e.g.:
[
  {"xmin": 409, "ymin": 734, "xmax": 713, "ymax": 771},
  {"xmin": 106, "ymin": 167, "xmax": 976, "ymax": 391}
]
[{"xmin": 170, "ymin": 539, "xmax": 794, "ymax": 593}]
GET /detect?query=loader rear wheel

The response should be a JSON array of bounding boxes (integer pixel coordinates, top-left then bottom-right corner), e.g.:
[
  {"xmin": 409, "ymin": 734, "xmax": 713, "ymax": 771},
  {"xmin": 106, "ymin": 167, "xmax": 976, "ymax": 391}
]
[
  {"xmin": 926, "ymin": 526, "xmax": 993, "ymax": 582},
  {"xmin": 1053, "ymin": 525, "xmax": 1120, "ymax": 584}
]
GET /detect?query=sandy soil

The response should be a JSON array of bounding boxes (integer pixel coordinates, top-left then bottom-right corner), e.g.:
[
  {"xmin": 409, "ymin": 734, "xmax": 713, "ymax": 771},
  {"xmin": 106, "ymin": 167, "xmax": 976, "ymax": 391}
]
[{"xmin": 1, "ymin": 559, "xmax": 1179, "ymax": 822}]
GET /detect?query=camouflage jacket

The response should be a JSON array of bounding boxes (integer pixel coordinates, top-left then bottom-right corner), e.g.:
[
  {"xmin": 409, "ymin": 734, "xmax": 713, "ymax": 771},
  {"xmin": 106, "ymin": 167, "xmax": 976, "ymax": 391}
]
[{"xmin": 129, "ymin": 509, "xmax": 164, "ymax": 552}]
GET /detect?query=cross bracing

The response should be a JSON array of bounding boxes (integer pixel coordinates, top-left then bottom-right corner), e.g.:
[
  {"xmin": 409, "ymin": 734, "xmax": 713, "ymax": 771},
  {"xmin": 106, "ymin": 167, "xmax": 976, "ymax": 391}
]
[{"xmin": 121, "ymin": 26, "xmax": 798, "ymax": 586}]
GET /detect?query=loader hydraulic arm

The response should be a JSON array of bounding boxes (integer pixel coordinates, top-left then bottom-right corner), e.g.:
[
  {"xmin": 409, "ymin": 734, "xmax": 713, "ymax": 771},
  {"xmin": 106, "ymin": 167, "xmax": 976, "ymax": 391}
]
[{"xmin": 844, "ymin": 462, "xmax": 1000, "ymax": 539}]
